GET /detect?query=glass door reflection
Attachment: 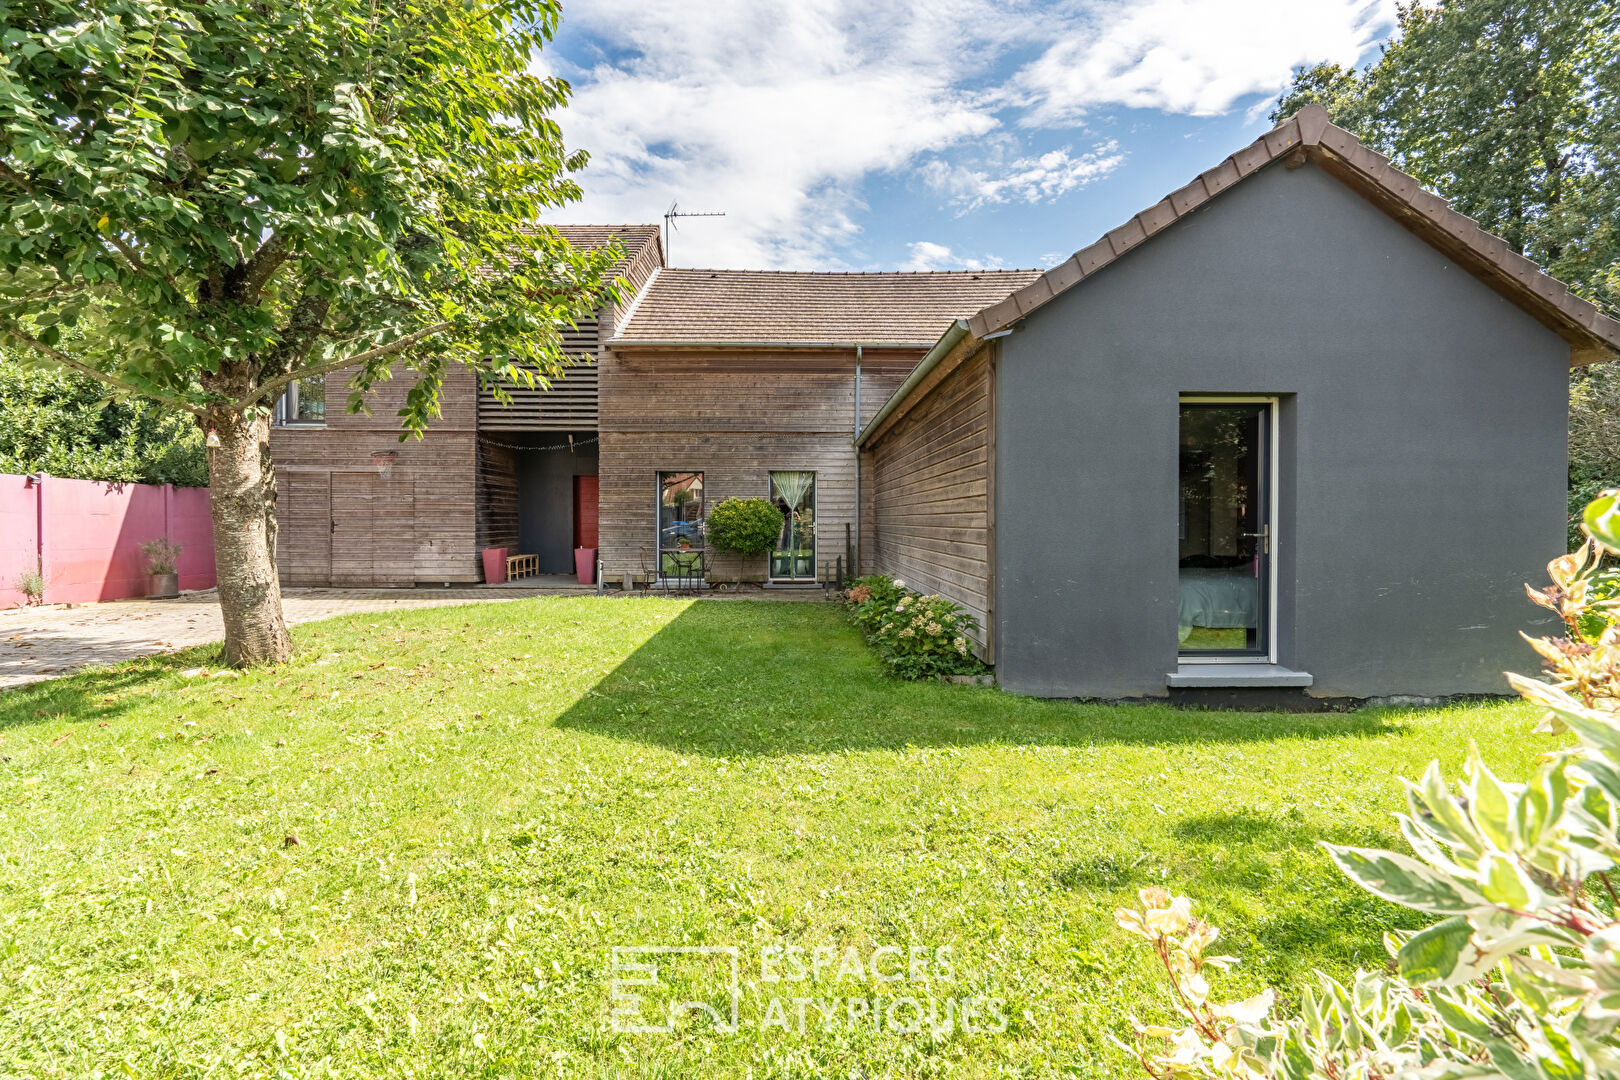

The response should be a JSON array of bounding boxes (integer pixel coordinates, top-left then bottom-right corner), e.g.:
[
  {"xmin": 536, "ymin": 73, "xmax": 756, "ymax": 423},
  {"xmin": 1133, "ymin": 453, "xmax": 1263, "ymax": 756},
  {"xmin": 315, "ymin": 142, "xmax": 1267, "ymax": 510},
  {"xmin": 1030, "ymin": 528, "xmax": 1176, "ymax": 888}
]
[{"xmin": 1178, "ymin": 402, "xmax": 1271, "ymax": 657}]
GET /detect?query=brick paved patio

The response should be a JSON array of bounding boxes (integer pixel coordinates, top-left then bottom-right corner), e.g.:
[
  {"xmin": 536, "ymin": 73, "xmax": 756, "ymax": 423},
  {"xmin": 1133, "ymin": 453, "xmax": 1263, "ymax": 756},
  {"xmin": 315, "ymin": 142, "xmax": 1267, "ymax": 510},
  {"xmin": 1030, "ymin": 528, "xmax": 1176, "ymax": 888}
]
[{"xmin": 0, "ymin": 586, "xmax": 583, "ymax": 690}]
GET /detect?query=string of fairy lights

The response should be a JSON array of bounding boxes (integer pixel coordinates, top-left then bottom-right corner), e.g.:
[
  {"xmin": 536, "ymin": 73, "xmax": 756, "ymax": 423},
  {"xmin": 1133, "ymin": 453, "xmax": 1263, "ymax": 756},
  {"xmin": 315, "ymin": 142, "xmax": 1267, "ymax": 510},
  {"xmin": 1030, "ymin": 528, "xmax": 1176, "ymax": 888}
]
[{"xmin": 476, "ymin": 435, "xmax": 600, "ymax": 452}]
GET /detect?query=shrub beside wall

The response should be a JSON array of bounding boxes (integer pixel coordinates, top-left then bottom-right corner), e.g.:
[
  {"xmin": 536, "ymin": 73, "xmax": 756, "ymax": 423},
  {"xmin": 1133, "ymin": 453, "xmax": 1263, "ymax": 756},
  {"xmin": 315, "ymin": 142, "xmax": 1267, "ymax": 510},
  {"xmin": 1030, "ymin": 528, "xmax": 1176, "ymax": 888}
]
[
  {"xmin": 704, "ymin": 498, "xmax": 783, "ymax": 584},
  {"xmin": 844, "ymin": 575, "xmax": 987, "ymax": 680}
]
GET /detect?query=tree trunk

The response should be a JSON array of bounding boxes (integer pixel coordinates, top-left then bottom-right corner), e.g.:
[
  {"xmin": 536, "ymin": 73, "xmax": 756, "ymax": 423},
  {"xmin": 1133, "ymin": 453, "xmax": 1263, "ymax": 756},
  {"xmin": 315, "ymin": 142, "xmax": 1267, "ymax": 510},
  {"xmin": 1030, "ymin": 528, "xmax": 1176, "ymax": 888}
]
[{"xmin": 205, "ymin": 408, "xmax": 292, "ymax": 666}]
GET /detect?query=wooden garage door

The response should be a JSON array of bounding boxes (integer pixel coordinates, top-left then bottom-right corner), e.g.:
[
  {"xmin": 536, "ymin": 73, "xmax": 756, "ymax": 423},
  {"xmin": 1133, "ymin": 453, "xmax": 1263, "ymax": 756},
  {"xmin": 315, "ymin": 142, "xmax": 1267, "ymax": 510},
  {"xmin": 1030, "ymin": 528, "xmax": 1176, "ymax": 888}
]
[
  {"xmin": 276, "ymin": 471, "xmax": 332, "ymax": 586},
  {"xmin": 331, "ymin": 472, "xmax": 416, "ymax": 587}
]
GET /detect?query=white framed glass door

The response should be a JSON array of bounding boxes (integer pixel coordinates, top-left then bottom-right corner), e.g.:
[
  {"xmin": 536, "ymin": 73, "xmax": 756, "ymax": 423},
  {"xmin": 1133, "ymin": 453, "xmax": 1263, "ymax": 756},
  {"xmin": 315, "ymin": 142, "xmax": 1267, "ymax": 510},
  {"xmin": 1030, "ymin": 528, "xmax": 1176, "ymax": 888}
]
[
  {"xmin": 1178, "ymin": 399, "xmax": 1276, "ymax": 660},
  {"xmin": 769, "ymin": 471, "xmax": 815, "ymax": 581}
]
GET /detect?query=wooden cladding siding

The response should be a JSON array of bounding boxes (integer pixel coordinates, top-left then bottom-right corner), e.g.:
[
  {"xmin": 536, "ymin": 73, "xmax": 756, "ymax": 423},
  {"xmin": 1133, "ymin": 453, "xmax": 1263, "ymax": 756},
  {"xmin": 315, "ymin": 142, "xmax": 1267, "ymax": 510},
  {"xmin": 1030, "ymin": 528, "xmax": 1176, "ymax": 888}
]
[
  {"xmin": 478, "ymin": 361, "xmax": 600, "ymax": 431},
  {"xmin": 270, "ymin": 366, "xmax": 479, "ymax": 586},
  {"xmin": 476, "ymin": 440, "xmax": 519, "ymax": 553},
  {"xmin": 275, "ymin": 471, "xmax": 331, "ymax": 586},
  {"xmin": 596, "ymin": 347, "xmax": 922, "ymax": 582},
  {"xmin": 865, "ymin": 344, "xmax": 994, "ymax": 653}
]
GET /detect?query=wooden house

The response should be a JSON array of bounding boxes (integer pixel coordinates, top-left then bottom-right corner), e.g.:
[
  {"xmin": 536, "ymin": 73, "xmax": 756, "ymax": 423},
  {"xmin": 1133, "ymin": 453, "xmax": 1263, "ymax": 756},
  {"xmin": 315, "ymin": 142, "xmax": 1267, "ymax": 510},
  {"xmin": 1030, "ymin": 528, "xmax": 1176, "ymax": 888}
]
[
  {"xmin": 271, "ymin": 106, "xmax": 1620, "ymax": 702},
  {"xmin": 270, "ymin": 226, "xmax": 1032, "ymax": 589}
]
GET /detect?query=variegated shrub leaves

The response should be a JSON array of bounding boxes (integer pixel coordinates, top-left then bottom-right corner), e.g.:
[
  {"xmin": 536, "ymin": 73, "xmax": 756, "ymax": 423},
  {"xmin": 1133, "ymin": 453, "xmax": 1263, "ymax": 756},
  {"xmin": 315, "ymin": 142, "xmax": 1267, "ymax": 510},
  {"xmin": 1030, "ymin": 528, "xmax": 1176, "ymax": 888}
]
[{"xmin": 1115, "ymin": 495, "xmax": 1620, "ymax": 1079}]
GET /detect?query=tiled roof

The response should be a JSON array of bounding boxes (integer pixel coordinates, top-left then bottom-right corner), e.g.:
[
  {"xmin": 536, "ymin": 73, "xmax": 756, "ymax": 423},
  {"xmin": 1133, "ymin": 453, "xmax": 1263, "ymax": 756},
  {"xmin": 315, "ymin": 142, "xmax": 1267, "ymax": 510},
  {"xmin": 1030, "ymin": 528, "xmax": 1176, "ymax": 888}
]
[
  {"xmin": 613, "ymin": 269, "xmax": 1044, "ymax": 346},
  {"xmin": 550, "ymin": 224, "xmax": 662, "ymax": 277},
  {"xmin": 968, "ymin": 104, "xmax": 1620, "ymax": 364}
]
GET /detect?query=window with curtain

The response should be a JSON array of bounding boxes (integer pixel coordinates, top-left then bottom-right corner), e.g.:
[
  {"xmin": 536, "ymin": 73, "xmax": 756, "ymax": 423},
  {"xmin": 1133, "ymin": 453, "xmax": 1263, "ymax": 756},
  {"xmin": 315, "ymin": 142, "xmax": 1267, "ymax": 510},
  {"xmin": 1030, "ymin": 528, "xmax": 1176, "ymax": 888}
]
[{"xmin": 769, "ymin": 471, "xmax": 815, "ymax": 580}]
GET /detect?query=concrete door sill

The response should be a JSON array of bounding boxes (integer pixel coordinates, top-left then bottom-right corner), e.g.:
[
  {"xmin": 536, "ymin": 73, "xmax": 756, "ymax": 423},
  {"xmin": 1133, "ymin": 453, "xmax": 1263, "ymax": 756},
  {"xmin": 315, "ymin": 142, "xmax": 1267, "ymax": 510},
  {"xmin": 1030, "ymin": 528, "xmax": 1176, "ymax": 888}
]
[{"xmin": 1167, "ymin": 664, "xmax": 1314, "ymax": 688}]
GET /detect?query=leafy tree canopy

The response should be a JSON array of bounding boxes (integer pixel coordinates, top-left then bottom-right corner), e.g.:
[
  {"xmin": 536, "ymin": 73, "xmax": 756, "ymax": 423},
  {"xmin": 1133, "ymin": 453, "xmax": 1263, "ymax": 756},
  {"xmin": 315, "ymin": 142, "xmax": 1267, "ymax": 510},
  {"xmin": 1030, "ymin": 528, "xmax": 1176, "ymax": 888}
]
[
  {"xmin": 0, "ymin": 0, "xmax": 619, "ymax": 665},
  {"xmin": 0, "ymin": 0, "xmax": 618, "ymax": 428},
  {"xmin": 1276, "ymin": 0, "xmax": 1620, "ymax": 308},
  {"xmin": 0, "ymin": 348, "xmax": 207, "ymax": 486}
]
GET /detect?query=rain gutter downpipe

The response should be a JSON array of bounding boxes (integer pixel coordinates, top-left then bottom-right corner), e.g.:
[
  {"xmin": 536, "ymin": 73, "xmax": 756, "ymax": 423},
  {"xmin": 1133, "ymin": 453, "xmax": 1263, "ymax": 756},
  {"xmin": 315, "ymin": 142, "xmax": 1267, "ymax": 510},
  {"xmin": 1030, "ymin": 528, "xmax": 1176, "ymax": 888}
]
[{"xmin": 853, "ymin": 345, "xmax": 862, "ymax": 577}]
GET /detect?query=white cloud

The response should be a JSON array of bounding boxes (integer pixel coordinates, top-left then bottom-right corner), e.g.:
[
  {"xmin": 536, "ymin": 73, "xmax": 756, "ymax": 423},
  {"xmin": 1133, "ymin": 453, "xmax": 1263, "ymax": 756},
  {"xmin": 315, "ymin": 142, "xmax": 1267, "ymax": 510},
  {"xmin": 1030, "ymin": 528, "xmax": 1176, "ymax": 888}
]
[
  {"xmin": 1012, "ymin": 0, "xmax": 1396, "ymax": 125},
  {"xmin": 921, "ymin": 141, "xmax": 1125, "ymax": 212},
  {"xmin": 542, "ymin": 0, "xmax": 1397, "ymax": 268},
  {"xmin": 902, "ymin": 241, "xmax": 1006, "ymax": 271}
]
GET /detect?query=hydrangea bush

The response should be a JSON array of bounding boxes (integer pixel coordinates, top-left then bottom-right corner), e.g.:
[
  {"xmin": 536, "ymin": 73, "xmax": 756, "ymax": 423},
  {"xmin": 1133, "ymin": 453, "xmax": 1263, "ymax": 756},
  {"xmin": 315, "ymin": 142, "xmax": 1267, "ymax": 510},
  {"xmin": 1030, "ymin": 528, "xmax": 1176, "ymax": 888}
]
[
  {"xmin": 1112, "ymin": 494, "xmax": 1620, "ymax": 1080},
  {"xmin": 843, "ymin": 574, "xmax": 986, "ymax": 680}
]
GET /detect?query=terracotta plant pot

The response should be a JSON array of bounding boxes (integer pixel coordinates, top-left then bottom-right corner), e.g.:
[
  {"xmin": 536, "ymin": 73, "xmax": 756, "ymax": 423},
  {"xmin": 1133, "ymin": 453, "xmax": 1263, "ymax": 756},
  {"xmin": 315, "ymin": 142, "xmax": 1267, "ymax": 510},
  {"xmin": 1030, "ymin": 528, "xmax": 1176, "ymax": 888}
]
[
  {"xmin": 481, "ymin": 547, "xmax": 508, "ymax": 585},
  {"xmin": 574, "ymin": 547, "xmax": 596, "ymax": 586},
  {"xmin": 147, "ymin": 572, "xmax": 179, "ymax": 599}
]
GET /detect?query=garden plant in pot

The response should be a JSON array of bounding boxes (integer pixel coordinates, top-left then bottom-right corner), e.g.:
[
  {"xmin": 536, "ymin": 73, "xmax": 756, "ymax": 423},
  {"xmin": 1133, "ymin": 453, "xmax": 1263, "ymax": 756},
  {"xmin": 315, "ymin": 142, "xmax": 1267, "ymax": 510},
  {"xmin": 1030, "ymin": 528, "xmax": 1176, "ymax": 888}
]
[
  {"xmin": 703, "ymin": 498, "xmax": 783, "ymax": 585},
  {"xmin": 141, "ymin": 538, "xmax": 182, "ymax": 599}
]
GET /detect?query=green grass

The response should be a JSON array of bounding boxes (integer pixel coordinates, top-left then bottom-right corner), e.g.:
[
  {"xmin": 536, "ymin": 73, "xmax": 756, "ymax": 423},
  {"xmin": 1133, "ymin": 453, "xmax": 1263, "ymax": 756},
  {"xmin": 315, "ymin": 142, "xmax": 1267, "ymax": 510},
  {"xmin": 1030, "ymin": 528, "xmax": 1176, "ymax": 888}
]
[
  {"xmin": 0, "ymin": 598, "xmax": 1555, "ymax": 1078},
  {"xmin": 1181, "ymin": 626, "xmax": 1249, "ymax": 649}
]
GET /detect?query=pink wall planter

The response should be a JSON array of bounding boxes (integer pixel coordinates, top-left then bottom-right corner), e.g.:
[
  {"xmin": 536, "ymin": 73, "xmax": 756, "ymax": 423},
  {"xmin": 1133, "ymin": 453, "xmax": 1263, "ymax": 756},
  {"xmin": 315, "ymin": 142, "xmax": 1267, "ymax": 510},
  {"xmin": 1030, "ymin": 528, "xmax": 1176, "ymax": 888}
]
[
  {"xmin": 481, "ymin": 547, "xmax": 508, "ymax": 585},
  {"xmin": 575, "ymin": 547, "xmax": 596, "ymax": 586}
]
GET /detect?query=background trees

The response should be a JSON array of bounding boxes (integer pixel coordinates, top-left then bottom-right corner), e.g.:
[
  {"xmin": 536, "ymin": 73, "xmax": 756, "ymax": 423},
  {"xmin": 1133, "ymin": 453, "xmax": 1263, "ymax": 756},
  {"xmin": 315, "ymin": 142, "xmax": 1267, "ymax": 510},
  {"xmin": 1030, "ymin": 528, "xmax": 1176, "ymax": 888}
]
[
  {"xmin": 1277, "ymin": 0, "xmax": 1620, "ymax": 536},
  {"xmin": 0, "ymin": 0, "xmax": 617, "ymax": 665},
  {"xmin": 0, "ymin": 350, "xmax": 207, "ymax": 486}
]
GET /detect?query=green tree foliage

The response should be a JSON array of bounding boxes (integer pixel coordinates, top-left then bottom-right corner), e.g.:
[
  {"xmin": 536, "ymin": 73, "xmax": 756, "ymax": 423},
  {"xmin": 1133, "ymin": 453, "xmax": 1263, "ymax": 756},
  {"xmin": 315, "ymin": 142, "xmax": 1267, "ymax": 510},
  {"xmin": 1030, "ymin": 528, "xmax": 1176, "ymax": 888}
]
[
  {"xmin": 1116, "ymin": 511, "xmax": 1620, "ymax": 1079},
  {"xmin": 1276, "ymin": 0, "xmax": 1620, "ymax": 307},
  {"xmin": 0, "ymin": 350, "xmax": 206, "ymax": 486},
  {"xmin": 1277, "ymin": 1, "xmax": 1620, "ymax": 543},
  {"xmin": 0, "ymin": 0, "xmax": 618, "ymax": 664},
  {"xmin": 703, "ymin": 497, "xmax": 783, "ymax": 556}
]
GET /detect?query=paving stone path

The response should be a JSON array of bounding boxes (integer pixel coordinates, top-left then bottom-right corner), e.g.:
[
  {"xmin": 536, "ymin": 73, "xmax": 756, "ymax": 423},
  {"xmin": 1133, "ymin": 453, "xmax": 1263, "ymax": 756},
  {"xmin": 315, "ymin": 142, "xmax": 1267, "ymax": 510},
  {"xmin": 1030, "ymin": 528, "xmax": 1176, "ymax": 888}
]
[{"xmin": 0, "ymin": 586, "xmax": 583, "ymax": 691}]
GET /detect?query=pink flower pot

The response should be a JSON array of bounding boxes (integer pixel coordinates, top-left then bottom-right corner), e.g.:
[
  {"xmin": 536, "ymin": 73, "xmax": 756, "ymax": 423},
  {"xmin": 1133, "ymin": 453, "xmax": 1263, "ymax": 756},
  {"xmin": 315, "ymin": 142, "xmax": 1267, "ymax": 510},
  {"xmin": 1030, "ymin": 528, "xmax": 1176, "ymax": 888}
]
[
  {"xmin": 481, "ymin": 547, "xmax": 508, "ymax": 585},
  {"xmin": 575, "ymin": 547, "xmax": 596, "ymax": 585}
]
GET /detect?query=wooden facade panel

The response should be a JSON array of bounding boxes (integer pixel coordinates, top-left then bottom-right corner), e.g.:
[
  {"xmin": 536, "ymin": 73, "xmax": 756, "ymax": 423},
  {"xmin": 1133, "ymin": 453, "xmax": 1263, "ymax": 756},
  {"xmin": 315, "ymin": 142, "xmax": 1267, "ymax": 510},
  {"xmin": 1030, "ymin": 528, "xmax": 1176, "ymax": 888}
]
[
  {"xmin": 595, "ymin": 345, "xmax": 903, "ymax": 583},
  {"xmin": 275, "ymin": 471, "xmax": 331, "ymax": 586},
  {"xmin": 867, "ymin": 347, "xmax": 993, "ymax": 650},
  {"xmin": 306, "ymin": 365, "xmax": 478, "ymax": 432},
  {"xmin": 476, "ymin": 441, "xmax": 519, "ymax": 554},
  {"xmin": 600, "ymin": 349, "xmax": 925, "ymax": 435},
  {"xmin": 269, "ymin": 426, "xmax": 477, "ymax": 585},
  {"xmin": 479, "ymin": 361, "xmax": 599, "ymax": 431},
  {"xmin": 598, "ymin": 431, "xmax": 858, "ymax": 583}
]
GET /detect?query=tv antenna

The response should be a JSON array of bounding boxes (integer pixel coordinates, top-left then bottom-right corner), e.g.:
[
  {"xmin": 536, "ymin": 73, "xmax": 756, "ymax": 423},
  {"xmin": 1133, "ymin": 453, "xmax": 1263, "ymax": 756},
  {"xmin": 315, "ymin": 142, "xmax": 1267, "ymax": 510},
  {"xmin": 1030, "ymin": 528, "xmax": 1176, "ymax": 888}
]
[{"xmin": 663, "ymin": 201, "xmax": 725, "ymax": 265}]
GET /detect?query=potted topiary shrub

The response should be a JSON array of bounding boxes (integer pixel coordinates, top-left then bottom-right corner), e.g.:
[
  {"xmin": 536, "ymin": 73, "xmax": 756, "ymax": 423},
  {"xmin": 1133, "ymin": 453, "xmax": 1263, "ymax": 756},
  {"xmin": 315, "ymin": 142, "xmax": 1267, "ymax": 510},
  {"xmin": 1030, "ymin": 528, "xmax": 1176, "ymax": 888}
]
[
  {"xmin": 140, "ymin": 538, "xmax": 183, "ymax": 599},
  {"xmin": 703, "ymin": 497, "xmax": 783, "ymax": 584}
]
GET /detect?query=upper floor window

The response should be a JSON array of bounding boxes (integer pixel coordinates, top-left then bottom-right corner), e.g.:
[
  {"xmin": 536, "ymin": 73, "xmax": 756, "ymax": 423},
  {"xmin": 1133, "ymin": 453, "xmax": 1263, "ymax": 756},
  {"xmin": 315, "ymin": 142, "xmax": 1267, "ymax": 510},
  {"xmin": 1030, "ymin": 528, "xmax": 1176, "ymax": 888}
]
[{"xmin": 275, "ymin": 375, "xmax": 325, "ymax": 426}]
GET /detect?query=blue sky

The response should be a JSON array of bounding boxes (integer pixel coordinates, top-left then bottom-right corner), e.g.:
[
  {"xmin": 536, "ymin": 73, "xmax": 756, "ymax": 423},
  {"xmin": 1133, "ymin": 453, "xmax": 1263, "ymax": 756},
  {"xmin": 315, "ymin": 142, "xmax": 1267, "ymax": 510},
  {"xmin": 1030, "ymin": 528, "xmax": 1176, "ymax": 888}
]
[{"xmin": 540, "ymin": 1, "xmax": 1398, "ymax": 271}]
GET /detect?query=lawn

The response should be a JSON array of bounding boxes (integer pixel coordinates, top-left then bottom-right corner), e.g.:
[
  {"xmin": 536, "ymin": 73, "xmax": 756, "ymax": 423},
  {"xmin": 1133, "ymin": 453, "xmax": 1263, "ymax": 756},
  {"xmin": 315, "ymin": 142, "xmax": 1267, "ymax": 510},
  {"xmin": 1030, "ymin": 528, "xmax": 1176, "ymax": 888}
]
[{"xmin": 0, "ymin": 598, "xmax": 1555, "ymax": 1079}]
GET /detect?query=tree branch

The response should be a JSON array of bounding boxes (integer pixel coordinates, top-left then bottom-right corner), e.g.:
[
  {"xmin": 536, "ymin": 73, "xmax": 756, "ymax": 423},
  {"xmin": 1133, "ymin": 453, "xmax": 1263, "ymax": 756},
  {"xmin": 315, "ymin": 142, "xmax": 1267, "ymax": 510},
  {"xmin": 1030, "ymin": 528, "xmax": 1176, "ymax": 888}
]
[
  {"xmin": 246, "ymin": 320, "xmax": 454, "ymax": 408},
  {"xmin": 236, "ymin": 231, "xmax": 292, "ymax": 304},
  {"xmin": 0, "ymin": 161, "xmax": 38, "ymax": 195},
  {"xmin": 0, "ymin": 320, "xmax": 205, "ymax": 415}
]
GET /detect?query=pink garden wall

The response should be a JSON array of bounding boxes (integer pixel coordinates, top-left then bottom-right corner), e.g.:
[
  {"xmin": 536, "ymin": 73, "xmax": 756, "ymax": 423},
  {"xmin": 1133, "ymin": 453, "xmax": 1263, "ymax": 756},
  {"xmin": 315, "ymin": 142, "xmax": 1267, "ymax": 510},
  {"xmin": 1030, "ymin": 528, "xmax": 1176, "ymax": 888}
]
[{"xmin": 0, "ymin": 474, "xmax": 215, "ymax": 608}]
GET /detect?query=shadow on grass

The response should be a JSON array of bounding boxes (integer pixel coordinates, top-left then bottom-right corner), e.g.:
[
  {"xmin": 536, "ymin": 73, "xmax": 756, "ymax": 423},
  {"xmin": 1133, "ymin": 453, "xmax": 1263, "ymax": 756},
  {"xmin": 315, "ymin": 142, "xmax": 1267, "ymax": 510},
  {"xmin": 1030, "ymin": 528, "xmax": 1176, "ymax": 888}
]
[
  {"xmin": 1056, "ymin": 809, "xmax": 1418, "ymax": 977},
  {"xmin": 554, "ymin": 602, "xmax": 1399, "ymax": 757},
  {"xmin": 0, "ymin": 643, "xmax": 222, "ymax": 731}
]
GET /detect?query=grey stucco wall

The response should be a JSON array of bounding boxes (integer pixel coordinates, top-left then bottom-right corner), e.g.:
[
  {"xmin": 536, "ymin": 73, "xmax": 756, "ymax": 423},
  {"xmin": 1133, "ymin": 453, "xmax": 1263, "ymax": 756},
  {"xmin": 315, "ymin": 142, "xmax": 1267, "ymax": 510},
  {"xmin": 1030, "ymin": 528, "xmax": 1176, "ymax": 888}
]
[
  {"xmin": 518, "ymin": 441, "xmax": 599, "ymax": 574},
  {"xmin": 994, "ymin": 160, "xmax": 1570, "ymax": 699}
]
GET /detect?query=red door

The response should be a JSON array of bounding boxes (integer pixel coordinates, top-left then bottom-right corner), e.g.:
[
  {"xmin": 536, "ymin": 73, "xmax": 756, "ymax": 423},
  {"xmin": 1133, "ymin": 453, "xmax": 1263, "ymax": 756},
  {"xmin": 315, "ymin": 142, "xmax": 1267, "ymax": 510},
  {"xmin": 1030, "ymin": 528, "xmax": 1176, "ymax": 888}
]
[{"xmin": 573, "ymin": 475, "xmax": 599, "ymax": 549}]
